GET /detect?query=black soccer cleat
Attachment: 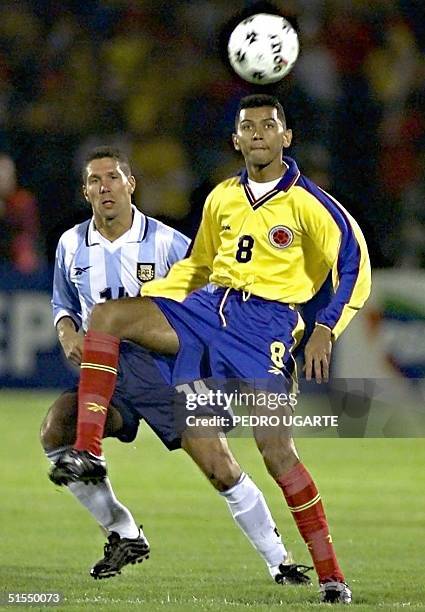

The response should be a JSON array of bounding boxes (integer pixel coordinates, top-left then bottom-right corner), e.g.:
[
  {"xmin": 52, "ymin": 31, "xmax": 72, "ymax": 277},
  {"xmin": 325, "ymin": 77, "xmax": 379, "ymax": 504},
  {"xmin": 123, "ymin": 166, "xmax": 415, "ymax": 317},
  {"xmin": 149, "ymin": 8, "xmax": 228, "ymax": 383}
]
[
  {"xmin": 90, "ymin": 529, "xmax": 150, "ymax": 579},
  {"xmin": 48, "ymin": 449, "xmax": 107, "ymax": 486},
  {"xmin": 274, "ymin": 563, "xmax": 313, "ymax": 585},
  {"xmin": 320, "ymin": 581, "xmax": 352, "ymax": 604}
]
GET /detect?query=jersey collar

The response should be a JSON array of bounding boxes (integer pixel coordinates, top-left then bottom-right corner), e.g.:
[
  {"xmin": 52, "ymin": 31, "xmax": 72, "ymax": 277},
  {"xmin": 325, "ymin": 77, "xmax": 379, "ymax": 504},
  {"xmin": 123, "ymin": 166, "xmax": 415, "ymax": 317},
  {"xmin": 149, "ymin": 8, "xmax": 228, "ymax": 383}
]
[
  {"xmin": 239, "ymin": 156, "xmax": 301, "ymax": 210},
  {"xmin": 239, "ymin": 155, "xmax": 300, "ymax": 196},
  {"xmin": 86, "ymin": 205, "xmax": 147, "ymax": 246}
]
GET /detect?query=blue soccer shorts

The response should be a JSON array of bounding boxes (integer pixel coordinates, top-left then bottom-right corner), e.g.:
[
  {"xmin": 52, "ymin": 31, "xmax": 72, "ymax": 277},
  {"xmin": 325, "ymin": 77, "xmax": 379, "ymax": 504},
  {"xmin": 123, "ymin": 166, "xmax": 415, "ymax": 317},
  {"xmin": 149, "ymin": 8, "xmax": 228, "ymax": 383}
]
[
  {"xmin": 111, "ymin": 341, "xmax": 181, "ymax": 449},
  {"xmin": 152, "ymin": 288, "xmax": 305, "ymax": 391}
]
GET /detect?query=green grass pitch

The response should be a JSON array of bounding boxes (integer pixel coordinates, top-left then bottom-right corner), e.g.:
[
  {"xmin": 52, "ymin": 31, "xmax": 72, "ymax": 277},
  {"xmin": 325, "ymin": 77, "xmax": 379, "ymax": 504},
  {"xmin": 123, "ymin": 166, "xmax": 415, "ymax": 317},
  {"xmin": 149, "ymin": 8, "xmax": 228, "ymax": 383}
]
[{"xmin": 0, "ymin": 390, "xmax": 423, "ymax": 611}]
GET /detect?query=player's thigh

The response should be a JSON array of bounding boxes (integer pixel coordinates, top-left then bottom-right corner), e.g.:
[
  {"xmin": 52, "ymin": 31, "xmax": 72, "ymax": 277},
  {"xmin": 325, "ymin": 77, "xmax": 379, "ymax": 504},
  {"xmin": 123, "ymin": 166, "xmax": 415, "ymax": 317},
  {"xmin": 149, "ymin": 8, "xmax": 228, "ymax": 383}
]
[
  {"xmin": 181, "ymin": 427, "xmax": 241, "ymax": 491},
  {"xmin": 91, "ymin": 295, "xmax": 179, "ymax": 355},
  {"xmin": 41, "ymin": 391, "xmax": 124, "ymax": 449}
]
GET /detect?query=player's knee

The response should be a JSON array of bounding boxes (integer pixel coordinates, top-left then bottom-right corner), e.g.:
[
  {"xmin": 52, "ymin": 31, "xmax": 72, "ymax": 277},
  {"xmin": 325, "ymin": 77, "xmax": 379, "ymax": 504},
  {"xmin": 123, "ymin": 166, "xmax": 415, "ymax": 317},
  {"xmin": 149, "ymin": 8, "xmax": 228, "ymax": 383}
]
[
  {"xmin": 258, "ymin": 437, "xmax": 298, "ymax": 478},
  {"xmin": 183, "ymin": 434, "xmax": 241, "ymax": 492},
  {"xmin": 40, "ymin": 413, "xmax": 63, "ymax": 450},
  {"xmin": 90, "ymin": 297, "xmax": 145, "ymax": 338},
  {"xmin": 205, "ymin": 451, "xmax": 241, "ymax": 492},
  {"xmin": 40, "ymin": 399, "xmax": 76, "ymax": 451},
  {"xmin": 90, "ymin": 301, "xmax": 120, "ymax": 334}
]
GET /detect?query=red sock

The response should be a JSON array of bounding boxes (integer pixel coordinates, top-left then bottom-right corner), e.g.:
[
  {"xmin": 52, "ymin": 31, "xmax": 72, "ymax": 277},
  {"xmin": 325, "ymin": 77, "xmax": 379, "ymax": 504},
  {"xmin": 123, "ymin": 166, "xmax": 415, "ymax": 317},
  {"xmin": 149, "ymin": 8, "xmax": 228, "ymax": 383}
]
[
  {"xmin": 74, "ymin": 330, "xmax": 120, "ymax": 456},
  {"xmin": 276, "ymin": 462, "xmax": 344, "ymax": 583}
]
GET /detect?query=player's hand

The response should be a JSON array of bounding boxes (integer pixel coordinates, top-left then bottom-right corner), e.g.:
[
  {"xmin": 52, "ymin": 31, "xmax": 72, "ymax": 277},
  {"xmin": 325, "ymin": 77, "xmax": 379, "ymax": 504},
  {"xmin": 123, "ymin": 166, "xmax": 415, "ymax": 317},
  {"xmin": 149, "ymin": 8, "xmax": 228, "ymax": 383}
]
[
  {"xmin": 304, "ymin": 325, "xmax": 332, "ymax": 384},
  {"xmin": 60, "ymin": 335, "xmax": 83, "ymax": 366}
]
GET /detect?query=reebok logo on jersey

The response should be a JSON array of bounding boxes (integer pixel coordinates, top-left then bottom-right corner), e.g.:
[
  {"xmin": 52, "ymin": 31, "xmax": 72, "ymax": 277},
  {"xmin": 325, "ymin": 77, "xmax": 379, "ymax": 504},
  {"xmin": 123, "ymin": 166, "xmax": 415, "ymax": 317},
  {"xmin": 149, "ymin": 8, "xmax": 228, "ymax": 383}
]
[
  {"xmin": 86, "ymin": 402, "xmax": 107, "ymax": 414},
  {"xmin": 268, "ymin": 226, "xmax": 293, "ymax": 249},
  {"xmin": 74, "ymin": 266, "xmax": 92, "ymax": 275}
]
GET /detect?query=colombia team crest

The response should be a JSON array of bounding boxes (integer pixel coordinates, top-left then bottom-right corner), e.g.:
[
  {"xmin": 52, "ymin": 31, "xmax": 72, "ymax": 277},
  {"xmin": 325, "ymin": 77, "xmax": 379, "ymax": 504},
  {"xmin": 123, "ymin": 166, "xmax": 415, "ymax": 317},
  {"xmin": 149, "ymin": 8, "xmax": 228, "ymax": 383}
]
[
  {"xmin": 137, "ymin": 263, "xmax": 155, "ymax": 282},
  {"xmin": 268, "ymin": 226, "xmax": 293, "ymax": 249}
]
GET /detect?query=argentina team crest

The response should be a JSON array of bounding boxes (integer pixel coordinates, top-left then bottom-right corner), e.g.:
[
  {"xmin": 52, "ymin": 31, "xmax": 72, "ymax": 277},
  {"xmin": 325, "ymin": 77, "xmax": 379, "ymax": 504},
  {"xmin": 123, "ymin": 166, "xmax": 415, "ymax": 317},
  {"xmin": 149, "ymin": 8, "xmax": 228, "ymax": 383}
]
[
  {"xmin": 137, "ymin": 263, "xmax": 155, "ymax": 282},
  {"xmin": 268, "ymin": 226, "xmax": 294, "ymax": 249}
]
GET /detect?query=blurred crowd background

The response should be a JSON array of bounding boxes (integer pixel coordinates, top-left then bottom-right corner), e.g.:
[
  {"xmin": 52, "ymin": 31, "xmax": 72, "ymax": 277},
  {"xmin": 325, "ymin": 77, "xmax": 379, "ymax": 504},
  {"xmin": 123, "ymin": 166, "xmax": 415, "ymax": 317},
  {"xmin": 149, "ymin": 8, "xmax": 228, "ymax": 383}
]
[{"xmin": 0, "ymin": 0, "xmax": 424, "ymax": 274}]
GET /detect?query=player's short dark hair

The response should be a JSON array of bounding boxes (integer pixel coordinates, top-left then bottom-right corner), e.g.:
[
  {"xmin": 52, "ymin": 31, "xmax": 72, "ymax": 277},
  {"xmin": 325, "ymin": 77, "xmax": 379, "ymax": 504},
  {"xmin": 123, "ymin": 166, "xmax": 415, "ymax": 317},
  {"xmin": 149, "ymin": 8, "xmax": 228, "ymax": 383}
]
[
  {"xmin": 235, "ymin": 94, "xmax": 287, "ymax": 129},
  {"xmin": 82, "ymin": 146, "xmax": 132, "ymax": 181}
]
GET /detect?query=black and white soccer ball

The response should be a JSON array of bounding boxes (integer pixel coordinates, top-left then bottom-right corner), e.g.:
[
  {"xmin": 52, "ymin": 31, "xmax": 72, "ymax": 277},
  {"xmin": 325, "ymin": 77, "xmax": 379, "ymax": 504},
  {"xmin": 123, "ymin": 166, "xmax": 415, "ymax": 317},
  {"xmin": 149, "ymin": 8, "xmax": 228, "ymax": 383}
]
[{"xmin": 227, "ymin": 13, "xmax": 299, "ymax": 85}]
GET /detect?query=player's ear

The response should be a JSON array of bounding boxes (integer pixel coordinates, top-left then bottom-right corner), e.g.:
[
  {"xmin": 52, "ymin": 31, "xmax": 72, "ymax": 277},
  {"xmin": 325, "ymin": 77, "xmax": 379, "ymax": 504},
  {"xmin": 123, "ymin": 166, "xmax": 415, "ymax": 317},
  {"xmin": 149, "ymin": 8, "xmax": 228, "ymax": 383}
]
[
  {"xmin": 82, "ymin": 185, "xmax": 90, "ymax": 202},
  {"xmin": 232, "ymin": 133, "xmax": 240, "ymax": 151},
  {"xmin": 282, "ymin": 129, "xmax": 292, "ymax": 149},
  {"xmin": 129, "ymin": 175, "xmax": 136, "ymax": 193}
]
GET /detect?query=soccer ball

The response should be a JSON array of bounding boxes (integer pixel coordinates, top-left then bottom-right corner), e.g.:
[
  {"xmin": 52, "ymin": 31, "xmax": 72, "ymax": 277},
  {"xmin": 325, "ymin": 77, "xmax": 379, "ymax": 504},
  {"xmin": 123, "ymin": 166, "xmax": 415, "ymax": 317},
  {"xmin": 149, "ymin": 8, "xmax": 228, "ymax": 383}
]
[{"xmin": 227, "ymin": 13, "xmax": 299, "ymax": 85}]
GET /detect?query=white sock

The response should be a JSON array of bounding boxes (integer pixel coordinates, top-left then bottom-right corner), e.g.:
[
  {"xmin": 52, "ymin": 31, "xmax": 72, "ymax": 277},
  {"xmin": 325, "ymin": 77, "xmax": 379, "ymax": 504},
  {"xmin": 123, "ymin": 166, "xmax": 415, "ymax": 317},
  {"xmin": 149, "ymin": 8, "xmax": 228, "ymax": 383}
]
[
  {"xmin": 46, "ymin": 447, "xmax": 140, "ymax": 540},
  {"xmin": 221, "ymin": 473, "xmax": 287, "ymax": 577}
]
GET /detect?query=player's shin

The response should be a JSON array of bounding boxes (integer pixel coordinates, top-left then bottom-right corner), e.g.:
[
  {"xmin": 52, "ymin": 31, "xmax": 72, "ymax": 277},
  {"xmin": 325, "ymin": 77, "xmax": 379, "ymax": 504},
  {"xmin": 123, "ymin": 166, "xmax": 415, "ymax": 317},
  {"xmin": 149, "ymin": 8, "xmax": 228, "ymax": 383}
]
[
  {"xmin": 276, "ymin": 462, "xmax": 345, "ymax": 583},
  {"xmin": 45, "ymin": 447, "xmax": 140, "ymax": 539},
  {"xmin": 67, "ymin": 480, "xmax": 140, "ymax": 539},
  {"xmin": 74, "ymin": 330, "xmax": 120, "ymax": 456},
  {"xmin": 221, "ymin": 473, "xmax": 287, "ymax": 578}
]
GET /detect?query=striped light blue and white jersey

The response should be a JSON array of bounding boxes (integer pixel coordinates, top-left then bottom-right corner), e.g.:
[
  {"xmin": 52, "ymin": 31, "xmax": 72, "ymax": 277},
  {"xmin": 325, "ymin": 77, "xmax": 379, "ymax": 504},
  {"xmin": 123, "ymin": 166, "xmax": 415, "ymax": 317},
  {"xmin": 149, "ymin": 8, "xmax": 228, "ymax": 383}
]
[{"xmin": 52, "ymin": 205, "xmax": 189, "ymax": 331}]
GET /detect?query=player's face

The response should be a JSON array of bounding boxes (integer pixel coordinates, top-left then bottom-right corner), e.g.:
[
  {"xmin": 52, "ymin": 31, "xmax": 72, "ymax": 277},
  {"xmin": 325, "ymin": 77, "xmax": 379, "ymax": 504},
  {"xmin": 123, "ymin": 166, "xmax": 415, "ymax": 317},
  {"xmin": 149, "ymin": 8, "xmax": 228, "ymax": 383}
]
[
  {"xmin": 232, "ymin": 107, "xmax": 292, "ymax": 168},
  {"xmin": 83, "ymin": 157, "xmax": 135, "ymax": 221}
]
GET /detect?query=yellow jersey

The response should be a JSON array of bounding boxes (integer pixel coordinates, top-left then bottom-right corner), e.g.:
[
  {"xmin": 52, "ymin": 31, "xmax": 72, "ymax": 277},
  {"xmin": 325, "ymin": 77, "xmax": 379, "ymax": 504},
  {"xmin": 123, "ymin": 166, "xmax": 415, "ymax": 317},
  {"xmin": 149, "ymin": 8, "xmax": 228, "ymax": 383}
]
[{"xmin": 142, "ymin": 157, "xmax": 371, "ymax": 339}]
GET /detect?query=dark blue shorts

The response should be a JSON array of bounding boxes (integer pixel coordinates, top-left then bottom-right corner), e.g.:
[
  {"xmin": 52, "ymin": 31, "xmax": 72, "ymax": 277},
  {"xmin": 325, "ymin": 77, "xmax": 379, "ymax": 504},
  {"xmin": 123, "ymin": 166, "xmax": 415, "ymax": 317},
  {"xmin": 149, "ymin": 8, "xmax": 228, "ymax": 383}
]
[
  {"xmin": 111, "ymin": 341, "xmax": 181, "ymax": 449},
  {"xmin": 152, "ymin": 288, "xmax": 304, "ymax": 391}
]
